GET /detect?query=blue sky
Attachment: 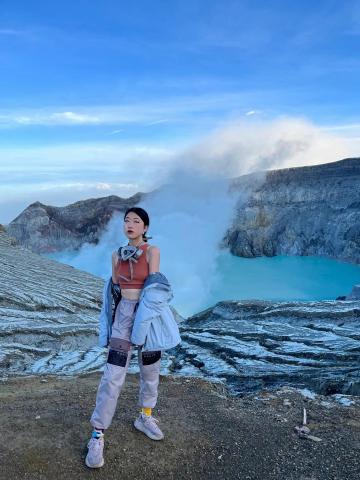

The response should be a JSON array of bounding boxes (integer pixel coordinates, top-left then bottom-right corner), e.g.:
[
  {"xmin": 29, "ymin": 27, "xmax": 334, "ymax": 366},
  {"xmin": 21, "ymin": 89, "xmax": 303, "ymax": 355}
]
[{"xmin": 1, "ymin": 0, "xmax": 360, "ymax": 222}]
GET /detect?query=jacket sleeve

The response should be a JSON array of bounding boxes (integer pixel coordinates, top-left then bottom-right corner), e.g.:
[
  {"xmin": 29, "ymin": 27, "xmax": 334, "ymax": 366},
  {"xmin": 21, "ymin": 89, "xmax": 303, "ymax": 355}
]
[
  {"xmin": 98, "ymin": 306, "xmax": 109, "ymax": 347},
  {"xmin": 130, "ymin": 295, "xmax": 157, "ymax": 346},
  {"xmin": 98, "ymin": 278, "xmax": 112, "ymax": 348}
]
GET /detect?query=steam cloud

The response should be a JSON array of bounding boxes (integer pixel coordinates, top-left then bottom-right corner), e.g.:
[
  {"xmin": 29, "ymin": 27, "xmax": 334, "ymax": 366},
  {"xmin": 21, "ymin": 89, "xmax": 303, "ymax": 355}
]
[{"xmin": 36, "ymin": 117, "xmax": 356, "ymax": 315}]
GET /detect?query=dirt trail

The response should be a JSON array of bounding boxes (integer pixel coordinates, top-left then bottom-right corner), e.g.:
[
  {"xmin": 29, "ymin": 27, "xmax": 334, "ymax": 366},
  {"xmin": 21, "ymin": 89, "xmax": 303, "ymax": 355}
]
[{"xmin": 0, "ymin": 372, "xmax": 359, "ymax": 480}]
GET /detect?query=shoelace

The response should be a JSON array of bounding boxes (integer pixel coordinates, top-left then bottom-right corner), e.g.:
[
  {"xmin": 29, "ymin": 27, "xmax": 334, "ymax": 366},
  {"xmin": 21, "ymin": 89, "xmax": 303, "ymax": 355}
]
[
  {"xmin": 142, "ymin": 414, "xmax": 160, "ymax": 424},
  {"xmin": 88, "ymin": 436, "xmax": 103, "ymax": 451}
]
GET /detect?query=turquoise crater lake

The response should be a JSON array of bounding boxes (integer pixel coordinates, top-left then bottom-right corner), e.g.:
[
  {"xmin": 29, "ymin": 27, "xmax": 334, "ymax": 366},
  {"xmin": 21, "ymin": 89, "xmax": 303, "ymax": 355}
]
[
  {"xmin": 46, "ymin": 250, "xmax": 360, "ymax": 318},
  {"xmin": 210, "ymin": 252, "xmax": 359, "ymax": 302}
]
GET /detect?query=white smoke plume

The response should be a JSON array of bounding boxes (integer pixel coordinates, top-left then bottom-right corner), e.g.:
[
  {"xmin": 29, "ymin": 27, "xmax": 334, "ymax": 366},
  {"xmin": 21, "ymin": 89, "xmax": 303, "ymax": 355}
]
[{"xmin": 45, "ymin": 116, "xmax": 355, "ymax": 316}]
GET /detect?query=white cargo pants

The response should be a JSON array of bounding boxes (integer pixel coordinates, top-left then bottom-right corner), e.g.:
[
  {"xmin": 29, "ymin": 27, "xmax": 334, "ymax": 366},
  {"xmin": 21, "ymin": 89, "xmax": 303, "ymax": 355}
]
[{"xmin": 90, "ymin": 297, "xmax": 162, "ymax": 430}]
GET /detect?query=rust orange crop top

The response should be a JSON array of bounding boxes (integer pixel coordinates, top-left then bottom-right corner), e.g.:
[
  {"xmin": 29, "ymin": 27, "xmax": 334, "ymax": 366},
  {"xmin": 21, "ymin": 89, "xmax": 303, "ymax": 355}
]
[{"xmin": 115, "ymin": 243, "xmax": 150, "ymax": 289}]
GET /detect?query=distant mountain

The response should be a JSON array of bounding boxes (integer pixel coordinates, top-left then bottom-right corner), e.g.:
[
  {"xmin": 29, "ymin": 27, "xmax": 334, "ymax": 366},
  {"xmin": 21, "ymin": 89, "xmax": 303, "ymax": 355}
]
[
  {"xmin": 6, "ymin": 192, "xmax": 146, "ymax": 253},
  {"xmin": 6, "ymin": 157, "xmax": 360, "ymax": 264}
]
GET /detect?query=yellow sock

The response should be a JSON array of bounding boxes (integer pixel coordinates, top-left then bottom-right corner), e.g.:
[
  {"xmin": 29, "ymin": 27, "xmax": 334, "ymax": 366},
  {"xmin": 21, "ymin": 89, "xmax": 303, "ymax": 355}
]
[{"xmin": 142, "ymin": 407, "xmax": 152, "ymax": 417}]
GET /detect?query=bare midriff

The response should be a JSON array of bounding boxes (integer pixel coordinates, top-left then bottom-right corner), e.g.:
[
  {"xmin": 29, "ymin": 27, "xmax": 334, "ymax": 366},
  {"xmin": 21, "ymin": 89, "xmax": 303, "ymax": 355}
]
[{"xmin": 121, "ymin": 289, "xmax": 142, "ymax": 301}]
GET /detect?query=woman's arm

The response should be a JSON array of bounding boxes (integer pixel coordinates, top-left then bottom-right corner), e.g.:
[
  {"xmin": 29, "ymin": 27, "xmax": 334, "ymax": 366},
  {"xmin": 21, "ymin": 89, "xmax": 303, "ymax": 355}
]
[
  {"xmin": 111, "ymin": 251, "xmax": 119, "ymax": 284},
  {"xmin": 148, "ymin": 245, "xmax": 160, "ymax": 274}
]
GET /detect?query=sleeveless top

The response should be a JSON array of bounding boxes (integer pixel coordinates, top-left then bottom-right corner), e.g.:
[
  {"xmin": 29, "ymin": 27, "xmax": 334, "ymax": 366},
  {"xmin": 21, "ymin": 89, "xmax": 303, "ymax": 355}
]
[{"xmin": 115, "ymin": 243, "xmax": 150, "ymax": 290}]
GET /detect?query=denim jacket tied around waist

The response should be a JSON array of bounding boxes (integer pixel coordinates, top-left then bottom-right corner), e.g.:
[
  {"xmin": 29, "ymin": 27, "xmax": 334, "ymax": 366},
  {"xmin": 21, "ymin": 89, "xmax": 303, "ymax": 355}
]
[{"xmin": 98, "ymin": 272, "xmax": 181, "ymax": 352}]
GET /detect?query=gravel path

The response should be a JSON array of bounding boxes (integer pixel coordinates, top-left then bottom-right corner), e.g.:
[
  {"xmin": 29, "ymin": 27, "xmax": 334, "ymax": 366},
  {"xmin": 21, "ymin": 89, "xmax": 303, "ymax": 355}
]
[{"xmin": 0, "ymin": 372, "xmax": 359, "ymax": 479}]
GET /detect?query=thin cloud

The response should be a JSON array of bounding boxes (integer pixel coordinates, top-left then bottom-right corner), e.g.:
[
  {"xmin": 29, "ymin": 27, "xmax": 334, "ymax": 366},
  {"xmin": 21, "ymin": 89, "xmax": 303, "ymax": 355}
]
[
  {"xmin": 145, "ymin": 119, "xmax": 170, "ymax": 126},
  {"xmin": 0, "ymin": 92, "xmax": 270, "ymax": 128},
  {"xmin": 0, "ymin": 28, "xmax": 25, "ymax": 36},
  {"xmin": 245, "ymin": 110, "xmax": 262, "ymax": 116},
  {"xmin": 35, "ymin": 182, "xmax": 139, "ymax": 191},
  {"xmin": 0, "ymin": 142, "xmax": 174, "ymax": 170},
  {"xmin": 107, "ymin": 129, "xmax": 124, "ymax": 135},
  {"xmin": 51, "ymin": 111, "xmax": 101, "ymax": 124},
  {"xmin": 321, "ymin": 123, "xmax": 360, "ymax": 132}
]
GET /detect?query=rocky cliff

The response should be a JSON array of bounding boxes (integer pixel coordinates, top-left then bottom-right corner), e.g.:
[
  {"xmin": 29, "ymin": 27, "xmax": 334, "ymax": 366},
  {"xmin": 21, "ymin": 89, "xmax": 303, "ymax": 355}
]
[
  {"xmin": 225, "ymin": 157, "xmax": 360, "ymax": 264},
  {"xmin": 0, "ymin": 231, "xmax": 103, "ymax": 374},
  {"xmin": 6, "ymin": 192, "xmax": 145, "ymax": 253}
]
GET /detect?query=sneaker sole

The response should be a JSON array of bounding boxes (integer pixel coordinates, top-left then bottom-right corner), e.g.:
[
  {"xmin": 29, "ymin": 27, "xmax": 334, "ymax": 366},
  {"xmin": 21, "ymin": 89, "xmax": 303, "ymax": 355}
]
[
  {"xmin": 133, "ymin": 419, "xmax": 164, "ymax": 440},
  {"xmin": 85, "ymin": 456, "xmax": 104, "ymax": 469}
]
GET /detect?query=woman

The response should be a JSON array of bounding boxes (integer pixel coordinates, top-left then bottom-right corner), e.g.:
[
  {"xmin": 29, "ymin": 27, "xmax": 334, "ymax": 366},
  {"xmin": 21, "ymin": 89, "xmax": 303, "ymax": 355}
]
[{"xmin": 85, "ymin": 206, "xmax": 164, "ymax": 469}]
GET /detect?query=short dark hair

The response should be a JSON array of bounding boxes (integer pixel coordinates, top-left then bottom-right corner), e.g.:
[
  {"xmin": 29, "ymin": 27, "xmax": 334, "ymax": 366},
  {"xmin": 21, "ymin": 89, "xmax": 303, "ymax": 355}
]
[{"xmin": 123, "ymin": 207, "xmax": 151, "ymax": 242}]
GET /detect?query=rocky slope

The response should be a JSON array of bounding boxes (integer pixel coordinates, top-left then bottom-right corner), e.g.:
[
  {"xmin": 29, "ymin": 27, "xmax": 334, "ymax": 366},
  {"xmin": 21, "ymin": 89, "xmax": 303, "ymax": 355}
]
[
  {"xmin": 225, "ymin": 157, "xmax": 360, "ymax": 264},
  {"xmin": 174, "ymin": 298, "xmax": 360, "ymax": 397},
  {"xmin": 0, "ymin": 231, "xmax": 104, "ymax": 374},
  {"xmin": 6, "ymin": 192, "xmax": 145, "ymax": 253},
  {"xmin": 1, "ymin": 230, "xmax": 358, "ymax": 398},
  {"xmin": 0, "ymin": 231, "xmax": 185, "ymax": 377}
]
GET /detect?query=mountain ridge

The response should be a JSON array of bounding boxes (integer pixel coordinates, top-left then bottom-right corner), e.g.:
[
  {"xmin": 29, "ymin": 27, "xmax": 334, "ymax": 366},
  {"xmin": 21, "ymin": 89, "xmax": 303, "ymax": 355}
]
[{"xmin": 5, "ymin": 157, "xmax": 360, "ymax": 263}]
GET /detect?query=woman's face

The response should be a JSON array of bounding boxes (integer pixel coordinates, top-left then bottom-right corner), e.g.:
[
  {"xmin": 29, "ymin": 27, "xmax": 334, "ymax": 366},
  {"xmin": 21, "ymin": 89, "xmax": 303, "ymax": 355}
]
[{"xmin": 123, "ymin": 212, "xmax": 147, "ymax": 240}]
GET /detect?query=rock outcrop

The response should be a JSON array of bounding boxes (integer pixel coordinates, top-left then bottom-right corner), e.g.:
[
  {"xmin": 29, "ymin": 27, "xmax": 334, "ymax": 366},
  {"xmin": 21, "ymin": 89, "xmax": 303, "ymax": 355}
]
[
  {"xmin": 0, "ymin": 231, "xmax": 104, "ymax": 375},
  {"xmin": 173, "ymin": 297, "xmax": 360, "ymax": 396},
  {"xmin": 225, "ymin": 157, "xmax": 360, "ymax": 264},
  {"xmin": 6, "ymin": 193, "xmax": 145, "ymax": 253},
  {"xmin": 346, "ymin": 284, "xmax": 360, "ymax": 300}
]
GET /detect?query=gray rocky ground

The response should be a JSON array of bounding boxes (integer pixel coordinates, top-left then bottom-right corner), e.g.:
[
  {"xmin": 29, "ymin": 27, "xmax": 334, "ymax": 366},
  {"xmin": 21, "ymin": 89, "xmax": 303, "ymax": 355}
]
[
  {"xmin": 0, "ymin": 373, "xmax": 359, "ymax": 480},
  {"xmin": 175, "ymin": 298, "xmax": 360, "ymax": 396}
]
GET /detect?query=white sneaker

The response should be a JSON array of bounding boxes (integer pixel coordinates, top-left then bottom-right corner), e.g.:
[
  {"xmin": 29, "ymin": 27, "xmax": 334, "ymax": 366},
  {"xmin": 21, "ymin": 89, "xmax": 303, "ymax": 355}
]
[
  {"xmin": 134, "ymin": 413, "xmax": 164, "ymax": 440},
  {"xmin": 85, "ymin": 431, "xmax": 105, "ymax": 468}
]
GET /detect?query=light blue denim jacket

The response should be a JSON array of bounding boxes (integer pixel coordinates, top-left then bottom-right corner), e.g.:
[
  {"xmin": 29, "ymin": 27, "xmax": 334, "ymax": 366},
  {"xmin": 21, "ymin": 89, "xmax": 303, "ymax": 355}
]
[{"xmin": 98, "ymin": 272, "xmax": 181, "ymax": 352}]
